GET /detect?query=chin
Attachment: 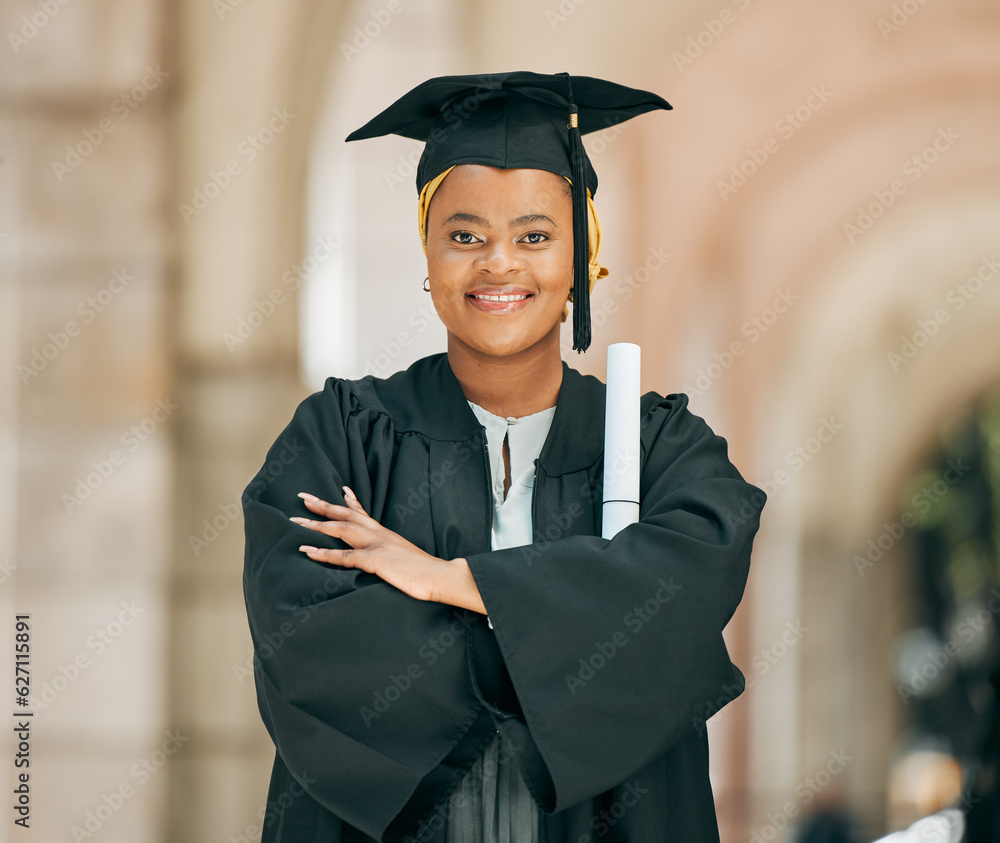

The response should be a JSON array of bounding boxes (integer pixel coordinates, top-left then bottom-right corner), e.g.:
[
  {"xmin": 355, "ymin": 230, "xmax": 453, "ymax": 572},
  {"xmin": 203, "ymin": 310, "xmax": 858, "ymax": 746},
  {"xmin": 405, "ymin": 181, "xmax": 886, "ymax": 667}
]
[
  {"xmin": 450, "ymin": 318, "xmax": 561, "ymax": 359},
  {"xmin": 474, "ymin": 333, "xmax": 550, "ymax": 358},
  {"xmin": 471, "ymin": 341, "xmax": 525, "ymax": 358}
]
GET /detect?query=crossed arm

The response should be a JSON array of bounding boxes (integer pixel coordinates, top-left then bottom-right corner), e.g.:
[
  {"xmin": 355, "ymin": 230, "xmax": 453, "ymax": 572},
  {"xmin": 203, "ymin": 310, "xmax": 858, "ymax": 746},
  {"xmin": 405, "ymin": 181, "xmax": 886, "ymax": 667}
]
[{"xmin": 292, "ymin": 486, "xmax": 487, "ymax": 615}]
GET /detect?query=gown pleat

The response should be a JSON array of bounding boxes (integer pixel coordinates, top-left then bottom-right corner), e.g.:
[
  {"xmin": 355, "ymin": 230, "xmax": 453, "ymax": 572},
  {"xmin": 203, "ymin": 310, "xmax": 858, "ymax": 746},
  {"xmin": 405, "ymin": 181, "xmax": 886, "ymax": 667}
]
[{"xmin": 445, "ymin": 731, "xmax": 541, "ymax": 843}]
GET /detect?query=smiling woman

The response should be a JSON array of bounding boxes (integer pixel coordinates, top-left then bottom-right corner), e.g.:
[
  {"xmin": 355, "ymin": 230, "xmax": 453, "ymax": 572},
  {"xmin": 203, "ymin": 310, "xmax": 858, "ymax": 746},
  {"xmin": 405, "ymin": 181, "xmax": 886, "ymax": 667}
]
[
  {"xmin": 425, "ymin": 165, "xmax": 575, "ymax": 411},
  {"xmin": 242, "ymin": 71, "xmax": 766, "ymax": 843}
]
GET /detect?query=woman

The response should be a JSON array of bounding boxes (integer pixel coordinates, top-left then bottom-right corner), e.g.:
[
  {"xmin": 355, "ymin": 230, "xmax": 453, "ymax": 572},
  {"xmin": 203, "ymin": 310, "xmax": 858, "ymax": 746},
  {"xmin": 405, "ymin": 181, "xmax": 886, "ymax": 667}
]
[{"xmin": 242, "ymin": 71, "xmax": 765, "ymax": 842}]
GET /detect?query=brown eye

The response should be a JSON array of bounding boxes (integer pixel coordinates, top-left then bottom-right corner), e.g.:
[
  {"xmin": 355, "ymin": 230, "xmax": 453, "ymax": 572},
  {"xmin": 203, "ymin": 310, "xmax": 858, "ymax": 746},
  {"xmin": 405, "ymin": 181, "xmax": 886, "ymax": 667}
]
[
  {"xmin": 521, "ymin": 232, "xmax": 548, "ymax": 244},
  {"xmin": 451, "ymin": 231, "xmax": 478, "ymax": 244}
]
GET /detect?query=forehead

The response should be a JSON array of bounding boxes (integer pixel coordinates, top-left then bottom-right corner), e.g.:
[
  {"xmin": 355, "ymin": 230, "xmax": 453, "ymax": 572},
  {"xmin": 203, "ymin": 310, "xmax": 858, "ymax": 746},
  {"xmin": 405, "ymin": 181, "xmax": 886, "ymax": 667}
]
[{"xmin": 431, "ymin": 164, "xmax": 570, "ymax": 212}]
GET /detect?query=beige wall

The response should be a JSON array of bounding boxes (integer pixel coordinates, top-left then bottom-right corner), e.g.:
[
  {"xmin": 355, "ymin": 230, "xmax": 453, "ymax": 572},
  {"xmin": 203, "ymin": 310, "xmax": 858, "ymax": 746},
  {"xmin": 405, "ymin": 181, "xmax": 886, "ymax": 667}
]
[
  {"xmin": 2, "ymin": 0, "xmax": 999, "ymax": 840},
  {"xmin": 2, "ymin": 0, "xmax": 174, "ymax": 840}
]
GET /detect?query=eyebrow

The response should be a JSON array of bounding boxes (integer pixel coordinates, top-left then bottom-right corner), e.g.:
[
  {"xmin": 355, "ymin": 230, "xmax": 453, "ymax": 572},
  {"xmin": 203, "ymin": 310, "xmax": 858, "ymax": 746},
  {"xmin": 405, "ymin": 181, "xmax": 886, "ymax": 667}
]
[{"xmin": 441, "ymin": 212, "xmax": 557, "ymax": 228}]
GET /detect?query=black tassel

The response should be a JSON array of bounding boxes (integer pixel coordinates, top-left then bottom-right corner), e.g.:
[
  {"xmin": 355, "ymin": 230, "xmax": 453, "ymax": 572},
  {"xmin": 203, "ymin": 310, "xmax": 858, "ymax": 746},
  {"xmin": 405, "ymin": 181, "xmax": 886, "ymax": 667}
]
[{"xmin": 566, "ymin": 80, "xmax": 591, "ymax": 353}]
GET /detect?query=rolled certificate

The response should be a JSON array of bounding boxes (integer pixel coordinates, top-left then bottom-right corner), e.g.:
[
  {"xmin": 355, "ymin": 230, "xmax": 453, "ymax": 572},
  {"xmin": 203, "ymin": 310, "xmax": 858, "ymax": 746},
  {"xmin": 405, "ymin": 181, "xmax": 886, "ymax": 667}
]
[{"xmin": 602, "ymin": 342, "xmax": 641, "ymax": 538}]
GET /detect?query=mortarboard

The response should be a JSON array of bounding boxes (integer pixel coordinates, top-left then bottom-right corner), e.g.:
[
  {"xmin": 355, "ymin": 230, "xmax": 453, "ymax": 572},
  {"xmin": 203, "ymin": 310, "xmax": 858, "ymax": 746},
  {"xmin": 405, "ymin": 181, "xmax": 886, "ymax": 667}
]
[{"xmin": 346, "ymin": 71, "xmax": 671, "ymax": 352}]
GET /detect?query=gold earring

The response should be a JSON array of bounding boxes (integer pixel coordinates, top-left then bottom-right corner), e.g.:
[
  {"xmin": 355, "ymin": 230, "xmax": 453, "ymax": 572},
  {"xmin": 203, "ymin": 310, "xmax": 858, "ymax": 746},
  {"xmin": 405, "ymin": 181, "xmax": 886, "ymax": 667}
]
[{"xmin": 422, "ymin": 277, "xmax": 430, "ymax": 292}]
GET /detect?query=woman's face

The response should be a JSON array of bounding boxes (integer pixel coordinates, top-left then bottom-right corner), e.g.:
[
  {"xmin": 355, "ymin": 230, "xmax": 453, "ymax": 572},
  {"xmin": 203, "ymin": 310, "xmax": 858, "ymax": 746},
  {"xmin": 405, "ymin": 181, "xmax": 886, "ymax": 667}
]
[{"xmin": 425, "ymin": 164, "xmax": 574, "ymax": 359}]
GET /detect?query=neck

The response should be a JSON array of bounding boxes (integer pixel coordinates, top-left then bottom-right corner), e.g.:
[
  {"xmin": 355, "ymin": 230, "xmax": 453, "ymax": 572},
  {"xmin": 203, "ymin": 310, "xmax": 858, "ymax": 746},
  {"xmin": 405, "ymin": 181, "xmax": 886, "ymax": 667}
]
[{"xmin": 447, "ymin": 329, "xmax": 564, "ymax": 418}]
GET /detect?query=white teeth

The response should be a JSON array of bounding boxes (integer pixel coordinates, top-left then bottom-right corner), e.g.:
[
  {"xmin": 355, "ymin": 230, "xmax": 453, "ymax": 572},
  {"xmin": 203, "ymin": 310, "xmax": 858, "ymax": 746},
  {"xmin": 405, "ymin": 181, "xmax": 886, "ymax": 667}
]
[{"xmin": 471, "ymin": 294, "xmax": 530, "ymax": 302}]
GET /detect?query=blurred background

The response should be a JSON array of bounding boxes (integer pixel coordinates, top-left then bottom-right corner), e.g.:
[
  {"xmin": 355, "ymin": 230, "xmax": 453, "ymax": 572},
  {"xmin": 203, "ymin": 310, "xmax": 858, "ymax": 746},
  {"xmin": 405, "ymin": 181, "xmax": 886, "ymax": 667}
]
[{"xmin": 1, "ymin": 0, "xmax": 999, "ymax": 840}]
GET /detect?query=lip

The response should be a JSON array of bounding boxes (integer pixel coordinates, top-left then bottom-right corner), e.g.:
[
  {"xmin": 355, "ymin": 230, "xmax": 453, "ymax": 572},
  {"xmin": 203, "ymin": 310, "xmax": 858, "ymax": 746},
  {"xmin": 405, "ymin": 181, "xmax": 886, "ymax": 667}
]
[{"xmin": 466, "ymin": 287, "xmax": 534, "ymax": 314}]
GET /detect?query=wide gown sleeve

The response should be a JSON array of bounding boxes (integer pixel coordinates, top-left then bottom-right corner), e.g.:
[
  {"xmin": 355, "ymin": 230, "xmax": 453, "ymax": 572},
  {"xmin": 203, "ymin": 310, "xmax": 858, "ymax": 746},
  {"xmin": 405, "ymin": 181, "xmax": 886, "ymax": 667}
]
[
  {"xmin": 463, "ymin": 393, "xmax": 765, "ymax": 813},
  {"xmin": 242, "ymin": 379, "xmax": 482, "ymax": 841}
]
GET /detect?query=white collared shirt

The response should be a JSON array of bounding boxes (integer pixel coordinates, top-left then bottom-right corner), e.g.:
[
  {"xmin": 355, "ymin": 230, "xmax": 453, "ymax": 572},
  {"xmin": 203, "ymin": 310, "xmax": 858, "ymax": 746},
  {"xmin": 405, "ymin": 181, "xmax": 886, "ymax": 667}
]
[{"xmin": 466, "ymin": 400, "xmax": 556, "ymax": 551}]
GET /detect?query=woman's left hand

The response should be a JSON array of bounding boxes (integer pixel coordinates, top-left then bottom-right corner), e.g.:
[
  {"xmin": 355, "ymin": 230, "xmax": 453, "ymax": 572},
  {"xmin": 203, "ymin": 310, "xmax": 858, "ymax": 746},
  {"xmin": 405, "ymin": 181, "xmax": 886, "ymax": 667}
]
[{"xmin": 291, "ymin": 487, "xmax": 486, "ymax": 614}]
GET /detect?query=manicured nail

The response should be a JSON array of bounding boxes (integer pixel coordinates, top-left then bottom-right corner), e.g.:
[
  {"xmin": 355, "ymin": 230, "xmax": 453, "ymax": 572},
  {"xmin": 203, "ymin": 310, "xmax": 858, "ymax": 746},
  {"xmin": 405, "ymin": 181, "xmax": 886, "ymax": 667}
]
[
  {"xmin": 299, "ymin": 545, "xmax": 317, "ymax": 552},
  {"xmin": 289, "ymin": 517, "xmax": 310, "ymax": 524},
  {"xmin": 298, "ymin": 492, "xmax": 319, "ymax": 502},
  {"xmin": 343, "ymin": 486, "xmax": 355, "ymax": 499}
]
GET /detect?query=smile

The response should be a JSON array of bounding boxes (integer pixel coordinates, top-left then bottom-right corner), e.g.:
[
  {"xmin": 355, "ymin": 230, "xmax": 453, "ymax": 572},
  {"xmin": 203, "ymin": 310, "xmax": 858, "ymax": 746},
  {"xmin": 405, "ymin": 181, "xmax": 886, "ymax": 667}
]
[
  {"xmin": 466, "ymin": 291, "xmax": 534, "ymax": 314},
  {"xmin": 468, "ymin": 293, "xmax": 531, "ymax": 302}
]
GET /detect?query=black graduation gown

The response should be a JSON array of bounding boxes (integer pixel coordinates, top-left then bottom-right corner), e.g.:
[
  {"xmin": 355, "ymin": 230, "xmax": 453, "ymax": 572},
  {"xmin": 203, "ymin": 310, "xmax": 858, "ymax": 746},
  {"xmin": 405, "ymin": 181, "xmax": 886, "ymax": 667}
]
[{"xmin": 242, "ymin": 352, "xmax": 765, "ymax": 842}]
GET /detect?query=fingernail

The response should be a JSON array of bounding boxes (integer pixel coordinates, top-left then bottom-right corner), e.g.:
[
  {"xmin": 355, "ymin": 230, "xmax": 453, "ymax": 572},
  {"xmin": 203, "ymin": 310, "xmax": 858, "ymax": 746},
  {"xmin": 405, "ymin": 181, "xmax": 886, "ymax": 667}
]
[
  {"xmin": 289, "ymin": 517, "xmax": 309, "ymax": 524},
  {"xmin": 299, "ymin": 545, "xmax": 317, "ymax": 552},
  {"xmin": 343, "ymin": 486, "xmax": 355, "ymax": 499},
  {"xmin": 298, "ymin": 492, "xmax": 319, "ymax": 502}
]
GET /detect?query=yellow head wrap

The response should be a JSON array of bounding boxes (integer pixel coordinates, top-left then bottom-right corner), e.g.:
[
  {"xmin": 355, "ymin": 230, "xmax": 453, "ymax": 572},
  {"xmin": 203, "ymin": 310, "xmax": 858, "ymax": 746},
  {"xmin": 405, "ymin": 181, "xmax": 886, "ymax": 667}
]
[{"xmin": 417, "ymin": 165, "xmax": 609, "ymax": 323}]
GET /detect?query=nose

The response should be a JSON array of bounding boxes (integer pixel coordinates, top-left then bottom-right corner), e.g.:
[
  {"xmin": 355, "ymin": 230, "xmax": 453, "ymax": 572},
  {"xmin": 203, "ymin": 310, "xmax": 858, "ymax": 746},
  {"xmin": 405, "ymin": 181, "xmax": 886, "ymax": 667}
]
[{"xmin": 473, "ymin": 238, "xmax": 523, "ymax": 276}]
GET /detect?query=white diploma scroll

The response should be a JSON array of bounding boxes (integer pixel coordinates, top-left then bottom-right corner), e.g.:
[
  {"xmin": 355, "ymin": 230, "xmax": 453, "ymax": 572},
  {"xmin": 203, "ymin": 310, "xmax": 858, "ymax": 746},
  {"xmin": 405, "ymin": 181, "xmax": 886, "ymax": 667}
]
[{"xmin": 602, "ymin": 342, "xmax": 641, "ymax": 539}]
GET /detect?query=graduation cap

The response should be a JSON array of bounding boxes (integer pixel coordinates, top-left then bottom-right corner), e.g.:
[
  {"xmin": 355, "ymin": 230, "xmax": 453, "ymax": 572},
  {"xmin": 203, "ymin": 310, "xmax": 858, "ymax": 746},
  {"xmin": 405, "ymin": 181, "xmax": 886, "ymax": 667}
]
[{"xmin": 346, "ymin": 71, "xmax": 671, "ymax": 352}]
